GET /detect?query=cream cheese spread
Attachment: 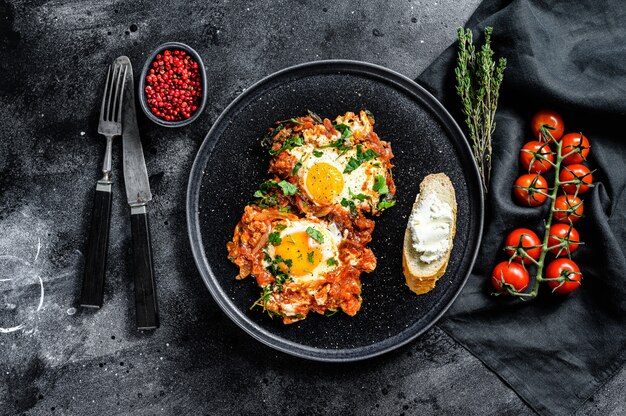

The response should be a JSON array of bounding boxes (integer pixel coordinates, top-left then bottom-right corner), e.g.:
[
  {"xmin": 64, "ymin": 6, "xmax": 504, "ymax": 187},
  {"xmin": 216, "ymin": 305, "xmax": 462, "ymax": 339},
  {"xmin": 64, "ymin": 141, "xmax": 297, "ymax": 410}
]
[{"xmin": 408, "ymin": 193, "xmax": 454, "ymax": 263}]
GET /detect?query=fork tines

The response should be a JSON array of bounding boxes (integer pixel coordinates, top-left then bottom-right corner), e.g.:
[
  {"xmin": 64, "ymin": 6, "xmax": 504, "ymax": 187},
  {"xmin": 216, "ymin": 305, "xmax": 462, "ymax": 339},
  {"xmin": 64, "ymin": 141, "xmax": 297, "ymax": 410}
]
[{"xmin": 100, "ymin": 63, "xmax": 128, "ymax": 125}]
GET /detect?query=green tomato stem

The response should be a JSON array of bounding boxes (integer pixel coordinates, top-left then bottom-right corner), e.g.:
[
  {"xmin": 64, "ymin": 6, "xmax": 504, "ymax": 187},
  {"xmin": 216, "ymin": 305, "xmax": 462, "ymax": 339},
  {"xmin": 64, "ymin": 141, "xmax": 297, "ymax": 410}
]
[{"xmin": 529, "ymin": 138, "xmax": 564, "ymax": 295}]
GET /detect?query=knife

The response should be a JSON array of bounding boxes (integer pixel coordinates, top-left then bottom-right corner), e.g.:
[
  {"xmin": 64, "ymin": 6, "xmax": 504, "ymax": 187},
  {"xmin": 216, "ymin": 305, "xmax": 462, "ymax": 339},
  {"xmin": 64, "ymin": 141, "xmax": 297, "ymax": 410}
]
[{"xmin": 120, "ymin": 56, "xmax": 159, "ymax": 330}]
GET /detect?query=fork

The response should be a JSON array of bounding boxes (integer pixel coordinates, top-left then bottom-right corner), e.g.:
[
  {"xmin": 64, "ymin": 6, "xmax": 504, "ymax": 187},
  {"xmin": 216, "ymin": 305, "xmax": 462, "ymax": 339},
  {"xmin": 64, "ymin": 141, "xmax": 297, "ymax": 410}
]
[{"xmin": 80, "ymin": 60, "xmax": 128, "ymax": 308}]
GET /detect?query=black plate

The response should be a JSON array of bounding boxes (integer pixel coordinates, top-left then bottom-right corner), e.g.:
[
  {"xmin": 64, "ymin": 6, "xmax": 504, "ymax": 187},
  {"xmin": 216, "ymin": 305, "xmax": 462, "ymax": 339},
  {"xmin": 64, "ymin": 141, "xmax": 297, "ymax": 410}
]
[{"xmin": 186, "ymin": 60, "xmax": 483, "ymax": 362}]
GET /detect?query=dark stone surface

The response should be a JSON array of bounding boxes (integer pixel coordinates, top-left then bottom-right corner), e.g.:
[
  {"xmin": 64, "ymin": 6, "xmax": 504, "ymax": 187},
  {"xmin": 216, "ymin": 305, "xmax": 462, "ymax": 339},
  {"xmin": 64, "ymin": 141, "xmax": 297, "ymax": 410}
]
[{"xmin": 0, "ymin": 0, "xmax": 623, "ymax": 415}]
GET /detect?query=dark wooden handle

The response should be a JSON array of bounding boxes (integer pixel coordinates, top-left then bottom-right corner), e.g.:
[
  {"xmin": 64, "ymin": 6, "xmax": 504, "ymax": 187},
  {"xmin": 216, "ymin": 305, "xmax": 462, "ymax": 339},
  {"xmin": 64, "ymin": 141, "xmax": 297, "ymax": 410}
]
[
  {"xmin": 131, "ymin": 207, "xmax": 159, "ymax": 330},
  {"xmin": 80, "ymin": 183, "xmax": 112, "ymax": 308}
]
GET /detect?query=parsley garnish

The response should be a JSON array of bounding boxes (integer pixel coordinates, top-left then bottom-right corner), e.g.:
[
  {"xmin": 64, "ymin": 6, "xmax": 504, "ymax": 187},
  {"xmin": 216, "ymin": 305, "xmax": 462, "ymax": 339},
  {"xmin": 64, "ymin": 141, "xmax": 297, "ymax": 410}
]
[
  {"xmin": 377, "ymin": 200, "xmax": 396, "ymax": 210},
  {"xmin": 254, "ymin": 180, "xmax": 278, "ymax": 198},
  {"xmin": 251, "ymin": 285, "xmax": 274, "ymax": 312},
  {"xmin": 326, "ymin": 257, "xmax": 337, "ymax": 266},
  {"xmin": 348, "ymin": 188, "xmax": 370, "ymax": 202},
  {"xmin": 277, "ymin": 180, "xmax": 297, "ymax": 195},
  {"xmin": 269, "ymin": 135, "xmax": 304, "ymax": 156},
  {"xmin": 306, "ymin": 227, "xmax": 324, "ymax": 244},
  {"xmin": 262, "ymin": 123, "xmax": 284, "ymax": 143},
  {"xmin": 290, "ymin": 118, "xmax": 302, "ymax": 124},
  {"xmin": 255, "ymin": 255, "xmax": 294, "ymax": 316},
  {"xmin": 307, "ymin": 251, "xmax": 315, "ymax": 264},
  {"xmin": 334, "ymin": 123, "xmax": 352, "ymax": 139},
  {"xmin": 341, "ymin": 189, "xmax": 371, "ymax": 213},
  {"xmin": 373, "ymin": 175, "xmax": 389, "ymax": 195},
  {"xmin": 321, "ymin": 134, "xmax": 352, "ymax": 154},
  {"xmin": 313, "ymin": 150, "xmax": 323, "ymax": 157},
  {"xmin": 266, "ymin": 255, "xmax": 292, "ymax": 286},
  {"xmin": 268, "ymin": 232, "xmax": 282, "ymax": 246},
  {"xmin": 340, "ymin": 198, "xmax": 353, "ymax": 212},
  {"xmin": 330, "ymin": 139, "xmax": 352, "ymax": 156},
  {"xmin": 254, "ymin": 179, "xmax": 297, "ymax": 201},
  {"xmin": 344, "ymin": 144, "xmax": 380, "ymax": 173},
  {"xmin": 292, "ymin": 160, "xmax": 302, "ymax": 176}
]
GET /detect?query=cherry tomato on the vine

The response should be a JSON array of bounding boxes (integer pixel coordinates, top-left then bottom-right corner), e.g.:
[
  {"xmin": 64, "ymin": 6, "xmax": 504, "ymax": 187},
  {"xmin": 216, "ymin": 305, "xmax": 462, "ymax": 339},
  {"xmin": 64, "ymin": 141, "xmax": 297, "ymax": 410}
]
[
  {"xmin": 559, "ymin": 164, "xmax": 593, "ymax": 194},
  {"xmin": 548, "ymin": 223, "xmax": 581, "ymax": 257},
  {"xmin": 561, "ymin": 133, "xmax": 590, "ymax": 164},
  {"xmin": 513, "ymin": 173, "xmax": 549, "ymax": 206},
  {"xmin": 545, "ymin": 258, "xmax": 582, "ymax": 294},
  {"xmin": 520, "ymin": 141, "xmax": 554, "ymax": 173},
  {"xmin": 491, "ymin": 261, "xmax": 530, "ymax": 294},
  {"xmin": 531, "ymin": 109, "xmax": 564, "ymax": 142},
  {"xmin": 553, "ymin": 194, "xmax": 584, "ymax": 223},
  {"xmin": 504, "ymin": 228, "xmax": 542, "ymax": 264}
]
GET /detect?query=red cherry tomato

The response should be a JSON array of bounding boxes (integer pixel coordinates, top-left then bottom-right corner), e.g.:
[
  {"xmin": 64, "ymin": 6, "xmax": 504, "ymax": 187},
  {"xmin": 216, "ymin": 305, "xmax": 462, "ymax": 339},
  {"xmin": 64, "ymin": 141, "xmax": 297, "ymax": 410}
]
[
  {"xmin": 545, "ymin": 258, "xmax": 582, "ymax": 294},
  {"xmin": 553, "ymin": 194, "xmax": 584, "ymax": 223},
  {"xmin": 559, "ymin": 164, "xmax": 593, "ymax": 194},
  {"xmin": 520, "ymin": 141, "xmax": 554, "ymax": 173},
  {"xmin": 504, "ymin": 228, "xmax": 542, "ymax": 264},
  {"xmin": 513, "ymin": 174, "xmax": 549, "ymax": 206},
  {"xmin": 561, "ymin": 133, "xmax": 590, "ymax": 164},
  {"xmin": 491, "ymin": 261, "xmax": 530, "ymax": 294},
  {"xmin": 548, "ymin": 223, "xmax": 580, "ymax": 257},
  {"xmin": 531, "ymin": 109, "xmax": 564, "ymax": 142}
]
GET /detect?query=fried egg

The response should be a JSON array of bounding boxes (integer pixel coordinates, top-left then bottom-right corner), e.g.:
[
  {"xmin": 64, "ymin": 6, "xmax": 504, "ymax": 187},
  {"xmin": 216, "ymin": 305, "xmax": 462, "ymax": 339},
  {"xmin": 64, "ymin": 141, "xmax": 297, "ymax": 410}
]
[
  {"xmin": 265, "ymin": 218, "xmax": 342, "ymax": 285},
  {"xmin": 287, "ymin": 144, "xmax": 389, "ymax": 209}
]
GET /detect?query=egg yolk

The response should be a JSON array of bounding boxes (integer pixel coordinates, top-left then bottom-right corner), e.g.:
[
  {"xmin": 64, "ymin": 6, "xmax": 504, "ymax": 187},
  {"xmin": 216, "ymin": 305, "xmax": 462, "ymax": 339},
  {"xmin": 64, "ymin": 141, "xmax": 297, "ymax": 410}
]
[
  {"xmin": 275, "ymin": 231, "xmax": 323, "ymax": 276},
  {"xmin": 305, "ymin": 162, "xmax": 345, "ymax": 205}
]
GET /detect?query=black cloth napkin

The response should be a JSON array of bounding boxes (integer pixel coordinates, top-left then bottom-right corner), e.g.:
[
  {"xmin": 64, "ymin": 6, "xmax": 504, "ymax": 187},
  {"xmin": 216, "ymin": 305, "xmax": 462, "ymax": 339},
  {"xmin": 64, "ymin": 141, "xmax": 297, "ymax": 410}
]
[{"xmin": 417, "ymin": 0, "xmax": 626, "ymax": 415}]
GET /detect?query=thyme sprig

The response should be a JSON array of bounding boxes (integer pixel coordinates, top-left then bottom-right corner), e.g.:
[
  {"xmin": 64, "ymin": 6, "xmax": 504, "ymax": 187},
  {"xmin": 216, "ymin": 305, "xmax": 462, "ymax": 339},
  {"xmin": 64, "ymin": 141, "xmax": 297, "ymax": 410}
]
[{"xmin": 455, "ymin": 26, "xmax": 507, "ymax": 194}]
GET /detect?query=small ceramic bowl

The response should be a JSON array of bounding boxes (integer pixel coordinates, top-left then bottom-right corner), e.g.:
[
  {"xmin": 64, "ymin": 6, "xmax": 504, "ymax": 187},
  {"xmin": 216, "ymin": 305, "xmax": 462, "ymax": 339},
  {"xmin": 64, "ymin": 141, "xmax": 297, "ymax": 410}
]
[{"xmin": 138, "ymin": 41, "xmax": 207, "ymax": 128}]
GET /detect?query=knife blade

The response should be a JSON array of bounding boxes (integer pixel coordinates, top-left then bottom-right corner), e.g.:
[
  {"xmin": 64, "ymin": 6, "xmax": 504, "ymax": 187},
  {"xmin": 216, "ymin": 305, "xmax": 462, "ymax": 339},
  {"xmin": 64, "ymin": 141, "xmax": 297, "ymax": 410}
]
[{"xmin": 121, "ymin": 56, "xmax": 159, "ymax": 330}]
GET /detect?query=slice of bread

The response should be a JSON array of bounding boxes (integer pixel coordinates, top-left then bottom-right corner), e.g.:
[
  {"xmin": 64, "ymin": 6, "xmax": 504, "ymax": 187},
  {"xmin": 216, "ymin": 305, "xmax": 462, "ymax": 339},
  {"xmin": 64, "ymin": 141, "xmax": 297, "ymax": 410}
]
[{"xmin": 402, "ymin": 173, "xmax": 457, "ymax": 295}]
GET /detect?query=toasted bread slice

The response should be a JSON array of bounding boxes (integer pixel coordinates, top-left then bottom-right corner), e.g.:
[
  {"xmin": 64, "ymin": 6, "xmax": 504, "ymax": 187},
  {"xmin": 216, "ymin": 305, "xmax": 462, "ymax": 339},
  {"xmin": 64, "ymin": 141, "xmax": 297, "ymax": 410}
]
[{"xmin": 402, "ymin": 173, "xmax": 457, "ymax": 295}]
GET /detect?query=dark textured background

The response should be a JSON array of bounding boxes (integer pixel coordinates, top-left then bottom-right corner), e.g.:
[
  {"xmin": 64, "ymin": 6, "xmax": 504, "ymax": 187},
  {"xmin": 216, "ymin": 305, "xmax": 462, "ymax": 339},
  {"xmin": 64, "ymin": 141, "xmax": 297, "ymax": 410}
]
[{"xmin": 0, "ymin": 0, "xmax": 623, "ymax": 415}]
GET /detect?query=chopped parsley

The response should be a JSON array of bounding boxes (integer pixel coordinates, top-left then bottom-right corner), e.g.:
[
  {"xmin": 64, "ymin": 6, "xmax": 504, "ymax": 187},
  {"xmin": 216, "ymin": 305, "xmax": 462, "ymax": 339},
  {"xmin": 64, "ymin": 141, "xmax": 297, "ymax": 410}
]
[
  {"xmin": 277, "ymin": 180, "xmax": 297, "ymax": 195},
  {"xmin": 334, "ymin": 123, "xmax": 352, "ymax": 139},
  {"xmin": 251, "ymin": 254, "xmax": 297, "ymax": 318},
  {"xmin": 268, "ymin": 224, "xmax": 286, "ymax": 248},
  {"xmin": 262, "ymin": 123, "xmax": 284, "ymax": 142},
  {"xmin": 340, "ymin": 198, "xmax": 354, "ymax": 212},
  {"xmin": 292, "ymin": 160, "xmax": 302, "ymax": 176},
  {"xmin": 251, "ymin": 285, "xmax": 274, "ymax": 312},
  {"xmin": 344, "ymin": 144, "xmax": 380, "ymax": 173},
  {"xmin": 306, "ymin": 227, "xmax": 325, "ymax": 244},
  {"xmin": 313, "ymin": 150, "xmax": 323, "ymax": 157},
  {"xmin": 254, "ymin": 179, "xmax": 297, "ymax": 206},
  {"xmin": 342, "ymin": 189, "xmax": 371, "ymax": 213},
  {"xmin": 268, "ymin": 232, "xmax": 282, "ymax": 246},
  {"xmin": 329, "ymin": 139, "xmax": 352, "ymax": 156},
  {"xmin": 373, "ymin": 175, "xmax": 389, "ymax": 195},
  {"xmin": 269, "ymin": 135, "xmax": 304, "ymax": 156},
  {"xmin": 326, "ymin": 257, "xmax": 337, "ymax": 266},
  {"xmin": 373, "ymin": 176, "xmax": 396, "ymax": 211},
  {"xmin": 349, "ymin": 188, "xmax": 370, "ymax": 202},
  {"xmin": 254, "ymin": 179, "xmax": 279, "ymax": 198},
  {"xmin": 307, "ymin": 251, "xmax": 315, "ymax": 264},
  {"xmin": 265, "ymin": 255, "xmax": 292, "ymax": 286},
  {"xmin": 377, "ymin": 199, "xmax": 396, "ymax": 210}
]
